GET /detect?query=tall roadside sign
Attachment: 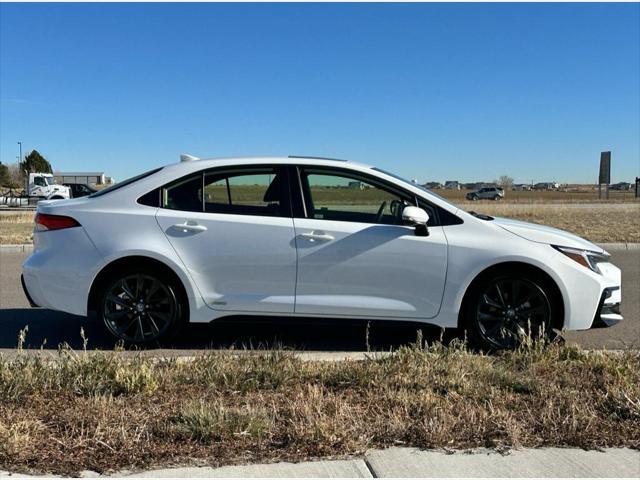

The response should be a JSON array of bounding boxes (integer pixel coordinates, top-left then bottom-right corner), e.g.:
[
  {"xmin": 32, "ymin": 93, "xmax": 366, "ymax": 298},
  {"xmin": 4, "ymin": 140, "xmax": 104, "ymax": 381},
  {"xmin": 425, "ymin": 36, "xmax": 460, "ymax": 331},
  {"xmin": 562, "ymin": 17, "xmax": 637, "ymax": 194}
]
[{"xmin": 598, "ymin": 151, "xmax": 611, "ymax": 200}]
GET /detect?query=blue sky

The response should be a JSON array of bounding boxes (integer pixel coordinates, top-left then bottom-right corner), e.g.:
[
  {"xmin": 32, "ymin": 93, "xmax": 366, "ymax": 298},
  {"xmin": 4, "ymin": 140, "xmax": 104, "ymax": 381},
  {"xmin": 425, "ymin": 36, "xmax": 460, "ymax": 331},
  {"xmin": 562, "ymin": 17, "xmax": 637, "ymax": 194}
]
[{"xmin": 1, "ymin": 3, "xmax": 638, "ymax": 183}]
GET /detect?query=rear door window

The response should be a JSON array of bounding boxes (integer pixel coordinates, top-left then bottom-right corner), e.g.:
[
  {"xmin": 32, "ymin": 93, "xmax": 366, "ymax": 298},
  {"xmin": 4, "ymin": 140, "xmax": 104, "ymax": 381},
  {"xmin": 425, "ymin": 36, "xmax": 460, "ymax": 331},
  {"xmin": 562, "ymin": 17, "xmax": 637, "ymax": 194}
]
[
  {"xmin": 164, "ymin": 174, "xmax": 203, "ymax": 212},
  {"xmin": 204, "ymin": 168, "xmax": 287, "ymax": 217},
  {"xmin": 160, "ymin": 166, "xmax": 290, "ymax": 217}
]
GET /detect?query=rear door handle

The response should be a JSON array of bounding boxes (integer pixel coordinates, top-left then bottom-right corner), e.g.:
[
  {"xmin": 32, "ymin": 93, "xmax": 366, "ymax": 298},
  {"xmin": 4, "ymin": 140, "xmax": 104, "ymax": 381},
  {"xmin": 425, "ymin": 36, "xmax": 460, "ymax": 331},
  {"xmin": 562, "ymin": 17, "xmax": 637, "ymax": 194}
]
[
  {"xmin": 172, "ymin": 222, "xmax": 208, "ymax": 233},
  {"xmin": 300, "ymin": 231, "xmax": 334, "ymax": 242}
]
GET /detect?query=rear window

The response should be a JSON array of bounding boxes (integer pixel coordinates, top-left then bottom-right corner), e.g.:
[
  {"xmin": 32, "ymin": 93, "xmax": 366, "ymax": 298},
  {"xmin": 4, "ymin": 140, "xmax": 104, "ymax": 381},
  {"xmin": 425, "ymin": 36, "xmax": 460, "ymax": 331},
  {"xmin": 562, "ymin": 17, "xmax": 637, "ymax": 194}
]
[{"xmin": 89, "ymin": 168, "xmax": 163, "ymax": 198}]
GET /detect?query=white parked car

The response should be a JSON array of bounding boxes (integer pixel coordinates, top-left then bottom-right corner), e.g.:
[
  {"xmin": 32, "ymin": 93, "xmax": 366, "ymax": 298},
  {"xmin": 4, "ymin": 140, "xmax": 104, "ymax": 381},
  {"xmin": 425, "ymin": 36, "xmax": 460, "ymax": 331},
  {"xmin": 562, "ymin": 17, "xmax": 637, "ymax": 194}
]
[{"xmin": 22, "ymin": 156, "xmax": 622, "ymax": 349}]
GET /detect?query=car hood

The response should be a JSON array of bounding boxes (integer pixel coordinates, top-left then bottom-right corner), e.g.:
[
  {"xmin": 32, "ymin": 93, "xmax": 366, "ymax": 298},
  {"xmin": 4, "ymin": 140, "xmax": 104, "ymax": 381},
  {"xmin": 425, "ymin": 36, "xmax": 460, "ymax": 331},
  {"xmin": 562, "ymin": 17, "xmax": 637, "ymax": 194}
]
[{"xmin": 492, "ymin": 217, "xmax": 605, "ymax": 253}]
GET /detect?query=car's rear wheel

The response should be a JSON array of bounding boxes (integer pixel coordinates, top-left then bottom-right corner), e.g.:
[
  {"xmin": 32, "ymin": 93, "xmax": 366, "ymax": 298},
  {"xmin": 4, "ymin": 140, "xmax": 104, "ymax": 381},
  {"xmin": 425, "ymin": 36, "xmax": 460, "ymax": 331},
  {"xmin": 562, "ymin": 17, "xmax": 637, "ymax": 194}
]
[
  {"xmin": 463, "ymin": 271, "xmax": 557, "ymax": 350},
  {"xmin": 98, "ymin": 268, "xmax": 184, "ymax": 345}
]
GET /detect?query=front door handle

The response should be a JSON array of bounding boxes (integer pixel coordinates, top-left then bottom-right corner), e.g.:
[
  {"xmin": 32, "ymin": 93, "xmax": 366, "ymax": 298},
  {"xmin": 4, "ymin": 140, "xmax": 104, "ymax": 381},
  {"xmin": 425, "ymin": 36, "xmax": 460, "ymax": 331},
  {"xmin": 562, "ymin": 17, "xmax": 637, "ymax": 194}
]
[
  {"xmin": 172, "ymin": 222, "xmax": 208, "ymax": 233},
  {"xmin": 300, "ymin": 231, "xmax": 334, "ymax": 242}
]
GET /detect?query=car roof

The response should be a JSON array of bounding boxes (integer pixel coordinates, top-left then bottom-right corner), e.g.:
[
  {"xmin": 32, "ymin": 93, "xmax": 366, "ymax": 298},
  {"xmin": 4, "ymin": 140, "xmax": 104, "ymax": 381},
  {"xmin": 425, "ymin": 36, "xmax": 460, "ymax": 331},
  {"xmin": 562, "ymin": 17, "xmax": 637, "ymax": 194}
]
[{"xmin": 173, "ymin": 155, "xmax": 372, "ymax": 170}]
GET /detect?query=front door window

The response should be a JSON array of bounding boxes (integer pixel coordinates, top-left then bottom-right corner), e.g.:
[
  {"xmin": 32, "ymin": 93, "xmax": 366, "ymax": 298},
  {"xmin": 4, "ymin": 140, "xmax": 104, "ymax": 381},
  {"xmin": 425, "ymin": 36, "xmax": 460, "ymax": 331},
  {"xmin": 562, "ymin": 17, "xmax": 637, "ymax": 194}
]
[{"xmin": 300, "ymin": 170, "xmax": 411, "ymax": 225}]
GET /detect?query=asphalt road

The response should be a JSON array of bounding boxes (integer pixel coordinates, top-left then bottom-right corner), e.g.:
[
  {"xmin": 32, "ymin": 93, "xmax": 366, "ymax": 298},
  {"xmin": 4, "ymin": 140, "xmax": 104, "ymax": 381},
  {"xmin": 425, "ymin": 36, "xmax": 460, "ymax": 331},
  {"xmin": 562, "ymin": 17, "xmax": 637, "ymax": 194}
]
[{"xmin": 0, "ymin": 250, "xmax": 638, "ymax": 353}]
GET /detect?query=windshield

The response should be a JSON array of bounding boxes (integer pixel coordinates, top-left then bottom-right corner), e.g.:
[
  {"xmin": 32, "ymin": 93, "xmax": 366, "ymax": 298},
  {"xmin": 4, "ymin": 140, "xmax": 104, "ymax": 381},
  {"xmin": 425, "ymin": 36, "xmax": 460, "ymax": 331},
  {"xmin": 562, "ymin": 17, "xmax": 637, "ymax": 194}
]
[
  {"xmin": 371, "ymin": 167, "xmax": 460, "ymax": 210},
  {"xmin": 89, "ymin": 167, "xmax": 163, "ymax": 198},
  {"xmin": 44, "ymin": 176, "xmax": 54, "ymax": 186}
]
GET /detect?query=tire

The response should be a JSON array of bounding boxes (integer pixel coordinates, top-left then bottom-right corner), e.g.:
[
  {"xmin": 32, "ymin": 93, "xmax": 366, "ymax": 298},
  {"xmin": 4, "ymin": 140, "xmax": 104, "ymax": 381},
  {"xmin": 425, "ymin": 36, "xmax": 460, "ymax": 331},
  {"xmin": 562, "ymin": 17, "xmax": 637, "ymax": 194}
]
[
  {"xmin": 97, "ymin": 266, "xmax": 186, "ymax": 345},
  {"xmin": 470, "ymin": 195, "xmax": 478, "ymax": 201},
  {"xmin": 493, "ymin": 195, "xmax": 501, "ymax": 201},
  {"xmin": 461, "ymin": 268, "xmax": 559, "ymax": 351}
]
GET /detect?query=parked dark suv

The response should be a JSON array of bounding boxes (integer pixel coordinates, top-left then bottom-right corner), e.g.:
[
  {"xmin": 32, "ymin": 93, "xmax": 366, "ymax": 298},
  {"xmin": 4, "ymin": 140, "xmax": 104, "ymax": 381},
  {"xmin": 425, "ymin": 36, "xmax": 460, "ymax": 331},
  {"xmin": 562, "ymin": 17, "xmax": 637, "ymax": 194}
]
[
  {"xmin": 64, "ymin": 183, "xmax": 98, "ymax": 198},
  {"xmin": 465, "ymin": 186, "xmax": 504, "ymax": 201}
]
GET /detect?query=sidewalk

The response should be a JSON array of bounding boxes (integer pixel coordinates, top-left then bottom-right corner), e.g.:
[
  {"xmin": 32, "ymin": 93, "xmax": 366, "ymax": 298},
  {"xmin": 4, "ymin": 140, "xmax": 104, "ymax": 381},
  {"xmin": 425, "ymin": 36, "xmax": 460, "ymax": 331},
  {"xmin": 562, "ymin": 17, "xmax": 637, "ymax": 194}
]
[{"xmin": 2, "ymin": 447, "xmax": 639, "ymax": 478}]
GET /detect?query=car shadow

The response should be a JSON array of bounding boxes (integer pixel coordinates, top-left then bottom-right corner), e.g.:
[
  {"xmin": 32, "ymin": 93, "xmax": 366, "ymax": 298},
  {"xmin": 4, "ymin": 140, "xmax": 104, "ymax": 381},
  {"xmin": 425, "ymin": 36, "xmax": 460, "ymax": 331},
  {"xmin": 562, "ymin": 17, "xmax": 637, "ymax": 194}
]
[{"xmin": 0, "ymin": 307, "xmax": 459, "ymax": 352}]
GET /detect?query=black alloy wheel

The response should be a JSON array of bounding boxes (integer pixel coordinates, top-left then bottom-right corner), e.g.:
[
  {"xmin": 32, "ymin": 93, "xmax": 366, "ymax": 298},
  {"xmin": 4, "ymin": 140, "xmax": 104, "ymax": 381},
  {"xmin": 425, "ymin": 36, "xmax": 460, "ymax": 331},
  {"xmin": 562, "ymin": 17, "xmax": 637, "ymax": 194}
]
[
  {"xmin": 100, "ymin": 272, "xmax": 181, "ymax": 344},
  {"xmin": 471, "ymin": 276, "xmax": 553, "ymax": 350}
]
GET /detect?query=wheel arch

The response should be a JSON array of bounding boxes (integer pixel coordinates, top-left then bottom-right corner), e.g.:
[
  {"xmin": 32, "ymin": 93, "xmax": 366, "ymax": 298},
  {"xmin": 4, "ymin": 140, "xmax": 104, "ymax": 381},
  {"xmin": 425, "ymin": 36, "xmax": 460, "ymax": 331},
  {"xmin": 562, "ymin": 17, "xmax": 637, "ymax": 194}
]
[
  {"xmin": 87, "ymin": 255, "xmax": 191, "ymax": 318},
  {"xmin": 457, "ymin": 261, "xmax": 565, "ymax": 331}
]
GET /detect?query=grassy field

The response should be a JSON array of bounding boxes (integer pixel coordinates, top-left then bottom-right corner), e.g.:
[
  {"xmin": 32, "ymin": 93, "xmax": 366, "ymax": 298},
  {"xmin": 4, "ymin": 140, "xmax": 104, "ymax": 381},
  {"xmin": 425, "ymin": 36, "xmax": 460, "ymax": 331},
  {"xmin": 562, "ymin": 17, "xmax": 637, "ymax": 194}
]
[
  {"xmin": 204, "ymin": 183, "xmax": 638, "ymax": 205},
  {"xmin": 0, "ymin": 341, "xmax": 638, "ymax": 475},
  {"xmin": 438, "ymin": 189, "xmax": 637, "ymax": 203},
  {"xmin": 463, "ymin": 203, "xmax": 640, "ymax": 243},
  {"xmin": 0, "ymin": 213, "xmax": 34, "ymax": 245}
]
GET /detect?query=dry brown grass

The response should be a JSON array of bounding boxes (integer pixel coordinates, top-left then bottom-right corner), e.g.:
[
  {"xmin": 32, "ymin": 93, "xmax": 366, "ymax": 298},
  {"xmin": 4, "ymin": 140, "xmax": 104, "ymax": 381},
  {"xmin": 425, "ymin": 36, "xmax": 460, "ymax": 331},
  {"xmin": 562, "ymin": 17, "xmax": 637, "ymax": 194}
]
[
  {"xmin": 0, "ymin": 213, "xmax": 34, "ymax": 245},
  {"xmin": 466, "ymin": 203, "xmax": 640, "ymax": 243},
  {"xmin": 0, "ymin": 341, "xmax": 638, "ymax": 475}
]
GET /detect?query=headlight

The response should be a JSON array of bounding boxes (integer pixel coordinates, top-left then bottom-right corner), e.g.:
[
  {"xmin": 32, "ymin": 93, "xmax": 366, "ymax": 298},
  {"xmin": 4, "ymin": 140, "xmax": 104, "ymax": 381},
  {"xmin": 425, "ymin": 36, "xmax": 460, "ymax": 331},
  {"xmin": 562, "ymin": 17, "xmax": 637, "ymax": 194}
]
[{"xmin": 553, "ymin": 245, "xmax": 609, "ymax": 274}]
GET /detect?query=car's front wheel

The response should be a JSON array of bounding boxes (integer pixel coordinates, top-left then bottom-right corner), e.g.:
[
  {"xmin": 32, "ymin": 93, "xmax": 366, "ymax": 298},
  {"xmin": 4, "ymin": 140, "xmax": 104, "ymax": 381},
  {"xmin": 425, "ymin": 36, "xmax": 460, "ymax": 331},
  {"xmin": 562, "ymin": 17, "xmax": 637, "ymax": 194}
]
[
  {"xmin": 98, "ymin": 268, "xmax": 185, "ymax": 345},
  {"xmin": 462, "ymin": 270, "xmax": 558, "ymax": 350}
]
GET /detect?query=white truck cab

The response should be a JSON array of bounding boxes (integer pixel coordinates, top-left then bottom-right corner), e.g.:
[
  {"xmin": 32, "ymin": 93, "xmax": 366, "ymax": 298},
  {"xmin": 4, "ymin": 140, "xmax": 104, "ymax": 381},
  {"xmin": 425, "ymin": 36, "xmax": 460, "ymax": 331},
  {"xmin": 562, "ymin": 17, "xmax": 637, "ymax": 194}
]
[{"xmin": 28, "ymin": 173, "xmax": 71, "ymax": 200}]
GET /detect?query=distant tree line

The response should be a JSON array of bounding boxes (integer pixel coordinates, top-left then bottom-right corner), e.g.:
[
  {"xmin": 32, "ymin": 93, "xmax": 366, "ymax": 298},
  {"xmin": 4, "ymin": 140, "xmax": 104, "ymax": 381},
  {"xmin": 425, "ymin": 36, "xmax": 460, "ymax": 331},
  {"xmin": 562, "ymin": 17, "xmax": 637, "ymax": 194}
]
[{"xmin": 0, "ymin": 149, "xmax": 53, "ymax": 188}]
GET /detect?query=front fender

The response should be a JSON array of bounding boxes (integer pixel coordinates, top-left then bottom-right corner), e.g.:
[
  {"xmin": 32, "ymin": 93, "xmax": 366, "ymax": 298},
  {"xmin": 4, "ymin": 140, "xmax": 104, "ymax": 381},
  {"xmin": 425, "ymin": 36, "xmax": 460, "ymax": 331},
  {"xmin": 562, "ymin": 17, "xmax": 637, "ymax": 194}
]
[{"xmin": 450, "ymin": 251, "xmax": 571, "ymax": 325}]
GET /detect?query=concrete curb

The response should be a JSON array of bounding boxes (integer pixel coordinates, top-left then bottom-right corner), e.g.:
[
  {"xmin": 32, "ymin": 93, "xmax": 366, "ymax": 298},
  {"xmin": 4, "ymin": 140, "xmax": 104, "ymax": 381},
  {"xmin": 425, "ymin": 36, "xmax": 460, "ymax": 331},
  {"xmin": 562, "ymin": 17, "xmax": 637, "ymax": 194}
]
[
  {"xmin": 0, "ymin": 244, "xmax": 33, "ymax": 253},
  {"xmin": 1, "ymin": 447, "xmax": 638, "ymax": 478},
  {"xmin": 599, "ymin": 242, "xmax": 640, "ymax": 251},
  {"xmin": 1, "ymin": 243, "xmax": 638, "ymax": 253},
  {"xmin": 0, "ymin": 349, "xmax": 396, "ymax": 362}
]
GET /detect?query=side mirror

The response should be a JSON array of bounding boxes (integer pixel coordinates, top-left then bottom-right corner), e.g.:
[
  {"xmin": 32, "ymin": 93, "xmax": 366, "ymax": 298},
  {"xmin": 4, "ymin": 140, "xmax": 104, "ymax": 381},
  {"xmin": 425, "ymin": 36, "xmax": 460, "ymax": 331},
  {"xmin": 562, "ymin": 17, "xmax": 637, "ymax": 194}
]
[{"xmin": 402, "ymin": 206, "xmax": 430, "ymax": 236}]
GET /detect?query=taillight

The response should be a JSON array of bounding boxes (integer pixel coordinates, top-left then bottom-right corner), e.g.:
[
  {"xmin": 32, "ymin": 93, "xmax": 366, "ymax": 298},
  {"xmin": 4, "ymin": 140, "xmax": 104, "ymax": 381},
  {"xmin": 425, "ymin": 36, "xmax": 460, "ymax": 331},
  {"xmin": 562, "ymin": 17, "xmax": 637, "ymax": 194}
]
[{"xmin": 34, "ymin": 213, "xmax": 80, "ymax": 231}]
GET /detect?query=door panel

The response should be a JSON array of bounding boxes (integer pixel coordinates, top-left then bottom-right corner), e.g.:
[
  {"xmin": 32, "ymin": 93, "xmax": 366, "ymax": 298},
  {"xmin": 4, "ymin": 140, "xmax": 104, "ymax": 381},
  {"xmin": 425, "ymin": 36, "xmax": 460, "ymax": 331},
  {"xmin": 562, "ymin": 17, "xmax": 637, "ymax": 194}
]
[
  {"xmin": 157, "ymin": 211, "xmax": 297, "ymax": 313},
  {"xmin": 292, "ymin": 167, "xmax": 448, "ymax": 319},
  {"xmin": 293, "ymin": 219, "xmax": 447, "ymax": 319},
  {"xmin": 155, "ymin": 166, "xmax": 297, "ymax": 313}
]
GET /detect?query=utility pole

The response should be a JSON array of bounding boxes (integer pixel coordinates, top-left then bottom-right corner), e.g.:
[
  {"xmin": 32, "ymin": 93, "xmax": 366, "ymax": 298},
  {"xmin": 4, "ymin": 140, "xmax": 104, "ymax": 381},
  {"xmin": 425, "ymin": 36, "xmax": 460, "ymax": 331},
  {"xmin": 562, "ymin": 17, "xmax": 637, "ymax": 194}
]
[{"xmin": 17, "ymin": 142, "xmax": 22, "ymax": 165}]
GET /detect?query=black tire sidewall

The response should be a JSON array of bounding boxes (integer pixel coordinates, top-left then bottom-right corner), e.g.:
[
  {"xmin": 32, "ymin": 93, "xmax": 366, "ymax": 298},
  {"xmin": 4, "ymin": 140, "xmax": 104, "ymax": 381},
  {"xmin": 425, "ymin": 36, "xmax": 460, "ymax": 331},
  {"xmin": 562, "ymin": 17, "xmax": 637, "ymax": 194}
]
[
  {"xmin": 97, "ymin": 266, "xmax": 185, "ymax": 346},
  {"xmin": 462, "ymin": 270, "xmax": 556, "ymax": 351}
]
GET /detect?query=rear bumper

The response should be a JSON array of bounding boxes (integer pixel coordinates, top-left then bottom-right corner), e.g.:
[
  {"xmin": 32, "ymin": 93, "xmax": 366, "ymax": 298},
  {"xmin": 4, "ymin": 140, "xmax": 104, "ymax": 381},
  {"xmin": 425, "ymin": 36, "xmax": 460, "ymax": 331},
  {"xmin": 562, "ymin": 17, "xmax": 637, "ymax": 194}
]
[
  {"xmin": 22, "ymin": 227, "xmax": 105, "ymax": 316},
  {"xmin": 591, "ymin": 287, "xmax": 623, "ymax": 328},
  {"xmin": 21, "ymin": 274, "xmax": 40, "ymax": 308}
]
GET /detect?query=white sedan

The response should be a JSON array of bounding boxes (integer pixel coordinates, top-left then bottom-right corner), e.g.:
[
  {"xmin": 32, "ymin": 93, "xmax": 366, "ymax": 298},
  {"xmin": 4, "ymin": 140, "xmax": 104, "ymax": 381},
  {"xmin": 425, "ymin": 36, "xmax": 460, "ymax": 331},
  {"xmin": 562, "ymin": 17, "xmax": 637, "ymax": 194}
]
[{"xmin": 22, "ymin": 156, "xmax": 622, "ymax": 349}]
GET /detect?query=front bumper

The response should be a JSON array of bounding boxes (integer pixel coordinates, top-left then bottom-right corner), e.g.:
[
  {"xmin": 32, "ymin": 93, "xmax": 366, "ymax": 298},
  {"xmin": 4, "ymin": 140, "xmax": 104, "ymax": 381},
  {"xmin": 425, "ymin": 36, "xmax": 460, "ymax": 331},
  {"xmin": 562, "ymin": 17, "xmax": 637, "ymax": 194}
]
[{"xmin": 591, "ymin": 287, "xmax": 623, "ymax": 328}]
